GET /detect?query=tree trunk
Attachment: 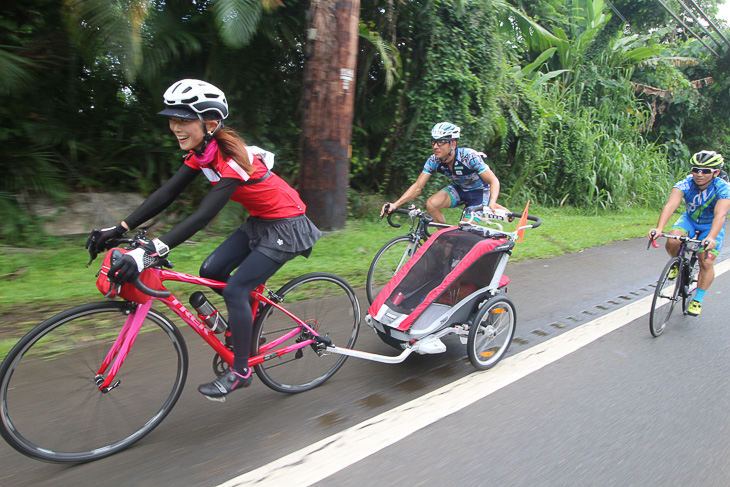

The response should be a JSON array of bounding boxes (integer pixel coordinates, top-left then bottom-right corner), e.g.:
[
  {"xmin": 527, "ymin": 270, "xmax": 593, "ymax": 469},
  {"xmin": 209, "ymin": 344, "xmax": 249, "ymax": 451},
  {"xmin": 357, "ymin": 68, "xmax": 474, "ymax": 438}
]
[{"xmin": 298, "ymin": 0, "xmax": 360, "ymax": 230}]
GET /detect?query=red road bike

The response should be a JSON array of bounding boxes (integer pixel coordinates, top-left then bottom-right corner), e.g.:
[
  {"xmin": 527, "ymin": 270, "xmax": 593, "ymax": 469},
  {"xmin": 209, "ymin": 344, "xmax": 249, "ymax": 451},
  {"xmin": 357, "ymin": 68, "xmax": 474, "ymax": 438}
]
[{"xmin": 0, "ymin": 233, "xmax": 360, "ymax": 463}]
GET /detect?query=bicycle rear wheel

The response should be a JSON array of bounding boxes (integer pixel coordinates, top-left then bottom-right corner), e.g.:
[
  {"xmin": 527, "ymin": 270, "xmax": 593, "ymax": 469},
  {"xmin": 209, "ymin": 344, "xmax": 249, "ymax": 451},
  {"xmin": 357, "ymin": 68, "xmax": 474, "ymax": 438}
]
[
  {"xmin": 366, "ymin": 235, "xmax": 422, "ymax": 304},
  {"xmin": 649, "ymin": 257, "xmax": 681, "ymax": 337},
  {"xmin": 0, "ymin": 301, "xmax": 188, "ymax": 463},
  {"xmin": 467, "ymin": 295, "xmax": 516, "ymax": 370},
  {"xmin": 253, "ymin": 273, "xmax": 360, "ymax": 393}
]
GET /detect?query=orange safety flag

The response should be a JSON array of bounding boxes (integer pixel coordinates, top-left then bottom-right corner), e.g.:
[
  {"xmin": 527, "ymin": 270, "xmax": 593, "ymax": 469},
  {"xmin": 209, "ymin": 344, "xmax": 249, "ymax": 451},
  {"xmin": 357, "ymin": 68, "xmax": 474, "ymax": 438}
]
[{"xmin": 516, "ymin": 200, "xmax": 530, "ymax": 243}]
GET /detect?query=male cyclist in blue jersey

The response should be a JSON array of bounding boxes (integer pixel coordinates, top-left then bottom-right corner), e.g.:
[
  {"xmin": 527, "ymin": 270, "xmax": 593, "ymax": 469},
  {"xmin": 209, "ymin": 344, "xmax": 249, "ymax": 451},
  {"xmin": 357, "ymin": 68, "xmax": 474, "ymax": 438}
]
[
  {"xmin": 648, "ymin": 150, "xmax": 730, "ymax": 316},
  {"xmin": 381, "ymin": 122, "xmax": 504, "ymax": 224}
]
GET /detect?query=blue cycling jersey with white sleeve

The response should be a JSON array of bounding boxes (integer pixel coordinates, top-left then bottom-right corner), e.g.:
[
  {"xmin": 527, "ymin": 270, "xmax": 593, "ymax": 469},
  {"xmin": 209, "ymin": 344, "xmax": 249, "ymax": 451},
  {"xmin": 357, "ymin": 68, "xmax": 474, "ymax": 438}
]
[
  {"xmin": 422, "ymin": 148, "xmax": 489, "ymax": 191},
  {"xmin": 674, "ymin": 175, "xmax": 730, "ymax": 225}
]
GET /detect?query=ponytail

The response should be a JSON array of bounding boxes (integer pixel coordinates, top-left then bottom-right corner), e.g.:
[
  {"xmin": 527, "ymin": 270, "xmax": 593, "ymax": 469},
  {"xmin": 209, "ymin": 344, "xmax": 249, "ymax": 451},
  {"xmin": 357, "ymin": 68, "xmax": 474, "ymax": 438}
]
[{"xmin": 213, "ymin": 127, "xmax": 254, "ymax": 174}]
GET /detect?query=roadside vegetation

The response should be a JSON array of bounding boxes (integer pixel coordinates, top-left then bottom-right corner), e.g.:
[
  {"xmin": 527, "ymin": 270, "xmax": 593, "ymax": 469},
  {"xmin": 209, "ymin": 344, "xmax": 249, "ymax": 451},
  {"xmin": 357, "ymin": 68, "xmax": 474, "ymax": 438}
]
[{"xmin": 2, "ymin": 1, "xmax": 730, "ymax": 241}]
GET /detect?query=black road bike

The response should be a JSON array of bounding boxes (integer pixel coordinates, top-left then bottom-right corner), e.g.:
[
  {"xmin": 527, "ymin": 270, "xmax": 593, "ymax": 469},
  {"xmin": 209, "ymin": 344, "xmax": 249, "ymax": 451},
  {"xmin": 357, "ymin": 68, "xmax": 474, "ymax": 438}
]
[{"xmin": 648, "ymin": 232, "xmax": 705, "ymax": 337}]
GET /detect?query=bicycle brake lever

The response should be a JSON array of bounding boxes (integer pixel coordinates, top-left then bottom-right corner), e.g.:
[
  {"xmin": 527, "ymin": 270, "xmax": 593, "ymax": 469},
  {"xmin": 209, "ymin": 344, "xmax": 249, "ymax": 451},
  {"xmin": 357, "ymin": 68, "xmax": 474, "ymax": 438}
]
[
  {"xmin": 379, "ymin": 203, "xmax": 390, "ymax": 222},
  {"xmin": 648, "ymin": 230, "xmax": 659, "ymax": 250},
  {"xmin": 85, "ymin": 230, "xmax": 101, "ymax": 267},
  {"xmin": 86, "ymin": 243, "xmax": 102, "ymax": 267}
]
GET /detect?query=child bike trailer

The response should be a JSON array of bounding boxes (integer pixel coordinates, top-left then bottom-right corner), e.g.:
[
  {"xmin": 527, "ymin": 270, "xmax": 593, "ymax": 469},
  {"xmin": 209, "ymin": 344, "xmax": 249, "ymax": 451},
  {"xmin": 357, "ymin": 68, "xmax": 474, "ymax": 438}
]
[{"xmin": 364, "ymin": 225, "xmax": 516, "ymax": 369}]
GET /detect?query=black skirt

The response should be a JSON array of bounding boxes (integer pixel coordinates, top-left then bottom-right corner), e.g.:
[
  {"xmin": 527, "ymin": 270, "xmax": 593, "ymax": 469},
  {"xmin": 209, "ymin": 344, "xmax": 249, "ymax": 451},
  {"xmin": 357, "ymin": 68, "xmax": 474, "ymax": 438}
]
[{"xmin": 242, "ymin": 214, "xmax": 322, "ymax": 263}]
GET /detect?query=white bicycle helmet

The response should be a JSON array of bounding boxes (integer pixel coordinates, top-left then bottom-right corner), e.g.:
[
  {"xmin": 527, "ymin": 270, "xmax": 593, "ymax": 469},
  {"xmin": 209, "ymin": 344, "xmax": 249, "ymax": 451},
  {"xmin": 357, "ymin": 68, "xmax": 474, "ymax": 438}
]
[
  {"xmin": 431, "ymin": 122, "xmax": 461, "ymax": 140},
  {"xmin": 158, "ymin": 79, "xmax": 229, "ymax": 120}
]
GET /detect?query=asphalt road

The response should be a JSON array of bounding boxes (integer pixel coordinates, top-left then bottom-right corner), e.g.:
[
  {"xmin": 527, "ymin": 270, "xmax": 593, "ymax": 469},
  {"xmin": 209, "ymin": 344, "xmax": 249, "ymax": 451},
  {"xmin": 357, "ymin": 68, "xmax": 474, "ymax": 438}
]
[{"xmin": 1, "ymin": 237, "xmax": 727, "ymax": 486}]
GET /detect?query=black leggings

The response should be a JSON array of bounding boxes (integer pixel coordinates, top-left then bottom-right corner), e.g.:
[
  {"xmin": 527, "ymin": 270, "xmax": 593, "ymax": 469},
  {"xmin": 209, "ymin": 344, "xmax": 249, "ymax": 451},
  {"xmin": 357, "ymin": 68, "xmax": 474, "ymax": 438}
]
[{"xmin": 199, "ymin": 228, "xmax": 282, "ymax": 371}]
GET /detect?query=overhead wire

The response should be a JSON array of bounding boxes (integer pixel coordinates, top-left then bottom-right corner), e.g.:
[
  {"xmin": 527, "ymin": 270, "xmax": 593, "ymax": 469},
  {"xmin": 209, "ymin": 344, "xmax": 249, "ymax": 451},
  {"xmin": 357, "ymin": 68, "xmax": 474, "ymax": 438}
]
[
  {"xmin": 675, "ymin": 0, "xmax": 725, "ymax": 51},
  {"xmin": 603, "ymin": 0, "xmax": 629, "ymax": 25},
  {"xmin": 685, "ymin": 0, "xmax": 730, "ymax": 49},
  {"xmin": 655, "ymin": 0, "xmax": 719, "ymax": 56}
]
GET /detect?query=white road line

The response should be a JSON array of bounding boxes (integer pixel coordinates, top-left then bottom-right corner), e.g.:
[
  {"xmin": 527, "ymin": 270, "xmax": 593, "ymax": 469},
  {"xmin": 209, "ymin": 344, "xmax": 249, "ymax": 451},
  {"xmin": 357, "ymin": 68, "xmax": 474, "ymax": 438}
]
[{"xmin": 219, "ymin": 258, "xmax": 730, "ymax": 487}]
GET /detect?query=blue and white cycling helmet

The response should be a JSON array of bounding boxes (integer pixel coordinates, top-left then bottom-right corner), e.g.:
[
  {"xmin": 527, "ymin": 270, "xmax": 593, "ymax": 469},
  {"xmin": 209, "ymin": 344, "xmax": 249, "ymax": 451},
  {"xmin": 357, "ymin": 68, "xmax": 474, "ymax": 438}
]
[
  {"xmin": 431, "ymin": 122, "xmax": 461, "ymax": 140},
  {"xmin": 158, "ymin": 79, "xmax": 229, "ymax": 120}
]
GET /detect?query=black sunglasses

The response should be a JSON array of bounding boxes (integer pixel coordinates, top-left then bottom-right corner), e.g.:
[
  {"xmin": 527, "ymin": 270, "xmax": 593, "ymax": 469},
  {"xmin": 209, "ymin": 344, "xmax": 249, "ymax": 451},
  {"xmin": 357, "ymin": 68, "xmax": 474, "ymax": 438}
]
[
  {"xmin": 431, "ymin": 138, "xmax": 451, "ymax": 146},
  {"xmin": 691, "ymin": 167, "xmax": 716, "ymax": 175}
]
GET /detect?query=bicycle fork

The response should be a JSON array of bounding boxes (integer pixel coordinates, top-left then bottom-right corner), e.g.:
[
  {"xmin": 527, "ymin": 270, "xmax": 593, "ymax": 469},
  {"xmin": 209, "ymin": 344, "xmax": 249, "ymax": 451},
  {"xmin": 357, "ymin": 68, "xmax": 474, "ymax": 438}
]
[{"xmin": 94, "ymin": 300, "xmax": 154, "ymax": 392}]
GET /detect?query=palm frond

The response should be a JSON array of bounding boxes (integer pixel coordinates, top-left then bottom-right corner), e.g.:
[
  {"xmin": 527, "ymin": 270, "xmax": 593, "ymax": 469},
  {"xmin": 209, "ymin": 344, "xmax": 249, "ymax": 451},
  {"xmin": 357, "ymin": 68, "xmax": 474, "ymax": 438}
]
[
  {"xmin": 63, "ymin": 0, "xmax": 153, "ymax": 81},
  {"xmin": 358, "ymin": 22, "xmax": 402, "ymax": 91},
  {"xmin": 212, "ymin": 0, "xmax": 264, "ymax": 48},
  {"xmin": 0, "ymin": 47, "xmax": 37, "ymax": 96}
]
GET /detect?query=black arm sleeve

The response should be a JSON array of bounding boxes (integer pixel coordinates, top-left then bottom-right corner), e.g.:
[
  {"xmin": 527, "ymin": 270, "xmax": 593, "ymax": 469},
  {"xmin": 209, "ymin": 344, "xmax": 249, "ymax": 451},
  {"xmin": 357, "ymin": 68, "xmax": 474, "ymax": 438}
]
[
  {"xmin": 124, "ymin": 164, "xmax": 200, "ymax": 229},
  {"xmin": 157, "ymin": 177, "xmax": 240, "ymax": 249}
]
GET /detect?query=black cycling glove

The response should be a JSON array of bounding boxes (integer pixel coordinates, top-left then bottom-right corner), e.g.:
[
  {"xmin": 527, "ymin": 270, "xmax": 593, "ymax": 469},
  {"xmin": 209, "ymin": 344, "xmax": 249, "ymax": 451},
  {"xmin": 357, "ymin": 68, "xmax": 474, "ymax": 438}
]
[
  {"xmin": 86, "ymin": 223, "xmax": 128, "ymax": 253},
  {"xmin": 108, "ymin": 238, "xmax": 170, "ymax": 285}
]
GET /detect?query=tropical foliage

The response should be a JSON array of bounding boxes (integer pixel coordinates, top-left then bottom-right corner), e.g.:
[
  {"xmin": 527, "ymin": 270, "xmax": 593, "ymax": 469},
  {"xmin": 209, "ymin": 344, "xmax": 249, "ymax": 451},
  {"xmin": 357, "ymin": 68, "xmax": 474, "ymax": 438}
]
[{"xmin": 2, "ymin": 0, "xmax": 730, "ymax": 242}]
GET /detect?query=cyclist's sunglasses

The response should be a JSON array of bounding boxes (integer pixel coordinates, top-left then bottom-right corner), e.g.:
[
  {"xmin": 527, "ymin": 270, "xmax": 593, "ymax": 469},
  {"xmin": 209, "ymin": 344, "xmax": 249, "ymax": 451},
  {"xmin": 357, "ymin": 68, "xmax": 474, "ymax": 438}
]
[
  {"xmin": 691, "ymin": 167, "xmax": 716, "ymax": 174},
  {"xmin": 431, "ymin": 138, "xmax": 452, "ymax": 146}
]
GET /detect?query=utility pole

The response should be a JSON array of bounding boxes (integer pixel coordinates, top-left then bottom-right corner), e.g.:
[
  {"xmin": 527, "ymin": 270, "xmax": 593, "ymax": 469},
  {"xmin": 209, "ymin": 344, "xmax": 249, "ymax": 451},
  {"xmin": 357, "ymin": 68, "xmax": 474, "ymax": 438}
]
[{"xmin": 298, "ymin": 0, "xmax": 360, "ymax": 230}]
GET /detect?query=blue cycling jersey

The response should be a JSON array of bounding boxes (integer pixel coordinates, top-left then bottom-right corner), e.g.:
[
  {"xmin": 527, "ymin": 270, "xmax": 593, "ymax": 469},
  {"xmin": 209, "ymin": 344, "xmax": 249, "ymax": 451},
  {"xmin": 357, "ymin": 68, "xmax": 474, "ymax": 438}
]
[
  {"xmin": 423, "ymin": 148, "xmax": 489, "ymax": 192},
  {"xmin": 674, "ymin": 175, "xmax": 730, "ymax": 225}
]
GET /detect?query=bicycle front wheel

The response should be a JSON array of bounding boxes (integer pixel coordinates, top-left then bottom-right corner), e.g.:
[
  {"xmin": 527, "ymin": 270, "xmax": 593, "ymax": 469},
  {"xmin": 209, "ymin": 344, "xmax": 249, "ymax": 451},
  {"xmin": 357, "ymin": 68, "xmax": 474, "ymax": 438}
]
[
  {"xmin": 0, "ymin": 301, "xmax": 188, "ymax": 463},
  {"xmin": 253, "ymin": 273, "xmax": 360, "ymax": 393},
  {"xmin": 681, "ymin": 257, "xmax": 699, "ymax": 314},
  {"xmin": 366, "ymin": 235, "xmax": 422, "ymax": 304},
  {"xmin": 650, "ymin": 257, "xmax": 681, "ymax": 337},
  {"xmin": 467, "ymin": 295, "xmax": 516, "ymax": 370}
]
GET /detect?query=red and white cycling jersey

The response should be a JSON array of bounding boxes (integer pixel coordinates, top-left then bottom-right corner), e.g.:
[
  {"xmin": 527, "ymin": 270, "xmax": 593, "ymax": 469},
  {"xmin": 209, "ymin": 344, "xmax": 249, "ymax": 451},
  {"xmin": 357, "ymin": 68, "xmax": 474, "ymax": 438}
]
[{"xmin": 184, "ymin": 146, "xmax": 306, "ymax": 218}]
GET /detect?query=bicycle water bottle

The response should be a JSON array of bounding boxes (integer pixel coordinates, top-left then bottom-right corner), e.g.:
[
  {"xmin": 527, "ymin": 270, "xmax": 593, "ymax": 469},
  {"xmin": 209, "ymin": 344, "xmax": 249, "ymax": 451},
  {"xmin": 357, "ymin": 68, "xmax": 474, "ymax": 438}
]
[{"xmin": 189, "ymin": 291, "xmax": 228, "ymax": 334}]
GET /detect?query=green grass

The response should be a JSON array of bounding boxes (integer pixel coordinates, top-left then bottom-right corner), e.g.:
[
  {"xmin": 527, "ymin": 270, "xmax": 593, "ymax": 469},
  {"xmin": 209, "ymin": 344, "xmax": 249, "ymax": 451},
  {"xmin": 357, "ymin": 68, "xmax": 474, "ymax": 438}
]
[{"xmin": 0, "ymin": 204, "xmax": 665, "ymax": 306}]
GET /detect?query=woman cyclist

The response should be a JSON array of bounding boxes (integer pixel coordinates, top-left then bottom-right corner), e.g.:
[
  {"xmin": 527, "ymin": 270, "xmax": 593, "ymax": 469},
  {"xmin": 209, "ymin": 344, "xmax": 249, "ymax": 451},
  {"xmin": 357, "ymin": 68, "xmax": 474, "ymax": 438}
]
[
  {"xmin": 86, "ymin": 79, "xmax": 321, "ymax": 400},
  {"xmin": 648, "ymin": 150, "xmax": 730, "ymax": 316}
]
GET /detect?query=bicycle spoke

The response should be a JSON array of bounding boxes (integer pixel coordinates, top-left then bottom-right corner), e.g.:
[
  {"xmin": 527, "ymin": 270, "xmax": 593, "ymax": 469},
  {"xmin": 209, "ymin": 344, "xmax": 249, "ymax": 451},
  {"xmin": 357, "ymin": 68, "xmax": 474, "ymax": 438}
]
[
  {"xmin": 0, "ymin": 302, "xmax": 188, "ymax": 463},
  {"xmin": 467, "ymin": 296, "xmax": 516, "ymax": 370},
  {"xmin": 649, "ymin": 258, "xmax": 681, "ymax": 337},
  {"xmin": 366, "ymin": 235, "xmax": 420, "ymax": 304},
  {"xmin": 253, "ymin": 273, "xmax": 360, "ymax": 393}
]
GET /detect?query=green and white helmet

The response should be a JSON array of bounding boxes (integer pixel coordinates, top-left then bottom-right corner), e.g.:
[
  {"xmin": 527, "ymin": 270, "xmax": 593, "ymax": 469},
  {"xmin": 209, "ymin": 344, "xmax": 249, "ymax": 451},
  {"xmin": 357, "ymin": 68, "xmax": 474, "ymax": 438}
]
[{"xmin": 691, "ymin": 150, "xmax": 724, "ymax": 168}]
